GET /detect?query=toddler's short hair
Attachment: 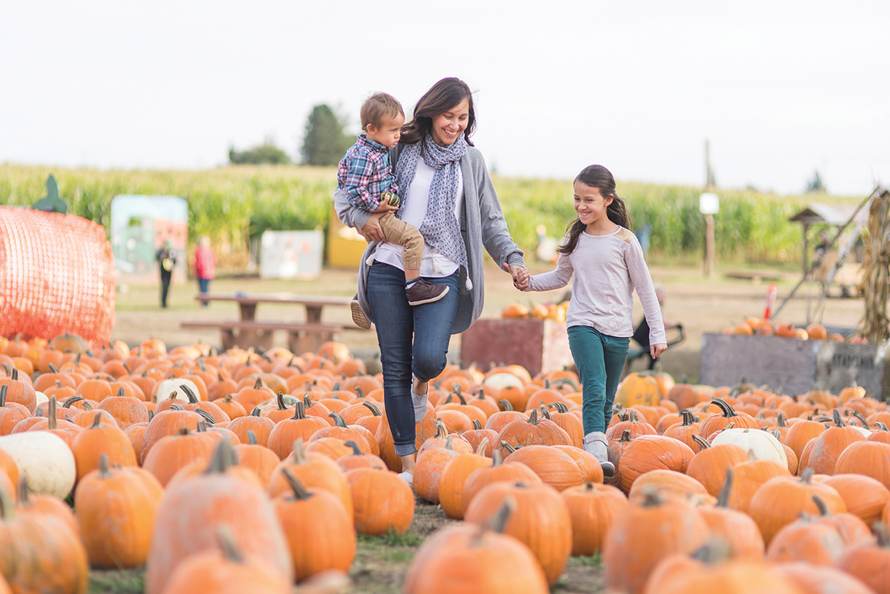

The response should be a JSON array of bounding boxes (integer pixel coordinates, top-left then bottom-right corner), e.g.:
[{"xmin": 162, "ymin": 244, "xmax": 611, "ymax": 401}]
[{"xmin": 361, "ymin": 93, "xmax": 404, "ymax": 131}]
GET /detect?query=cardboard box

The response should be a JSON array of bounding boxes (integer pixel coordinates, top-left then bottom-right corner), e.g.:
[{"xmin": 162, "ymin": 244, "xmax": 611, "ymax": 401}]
[{"xmin": 460, "ymin": 318, "xmax": 573, "ymax": 377}]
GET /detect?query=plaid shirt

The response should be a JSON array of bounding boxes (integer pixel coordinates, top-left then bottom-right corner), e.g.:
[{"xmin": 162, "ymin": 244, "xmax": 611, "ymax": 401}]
[{"xmin": 337, "ymin": 135, "xmax": 399, "ymax": 212}]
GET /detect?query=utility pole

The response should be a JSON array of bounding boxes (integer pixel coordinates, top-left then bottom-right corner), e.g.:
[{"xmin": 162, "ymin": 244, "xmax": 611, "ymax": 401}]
[{"xmin": 702, "ymin": 140, "xmax": 716, "ymax": 278}]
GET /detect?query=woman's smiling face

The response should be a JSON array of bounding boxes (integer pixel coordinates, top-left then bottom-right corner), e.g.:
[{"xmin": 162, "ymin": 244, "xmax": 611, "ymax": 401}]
[{"xmin": 430, "ymin": 98, "xmax": 469, "ymax": 146}]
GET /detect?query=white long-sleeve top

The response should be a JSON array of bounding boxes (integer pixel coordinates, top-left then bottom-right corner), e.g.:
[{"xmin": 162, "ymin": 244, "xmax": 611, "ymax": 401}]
[{"xmin": 527, "ymin": 226, "xmax": 666, "ymax": 345}]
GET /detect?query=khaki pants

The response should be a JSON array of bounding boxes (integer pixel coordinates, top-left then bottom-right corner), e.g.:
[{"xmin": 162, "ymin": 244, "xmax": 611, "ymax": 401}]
[{"xmin": 379, "ymin": 212, "xmax": 423, "ymax": 271}]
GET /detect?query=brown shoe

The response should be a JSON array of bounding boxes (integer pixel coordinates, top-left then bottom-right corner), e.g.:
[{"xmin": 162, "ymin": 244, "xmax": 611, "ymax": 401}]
[
  {"xmin": 350, "ymin": 298, "xmax": 371, "ymax": 329},
  {"xmin": 405, "ymin": 279, "xmax": 449, "ymax": 306}
]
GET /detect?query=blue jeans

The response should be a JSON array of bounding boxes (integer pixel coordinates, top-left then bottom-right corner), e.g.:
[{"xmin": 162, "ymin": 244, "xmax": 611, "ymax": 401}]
[
  {"xmin": 567, "ymin": 325, "xmax": 629, "ymax": 435},
  {"xmin": 198, "ymin": 277, "xmax": 211, "ymax": 306},
  {"xmin": 367, "ymin": 262, "xmax": 459, "ymax": 456}
]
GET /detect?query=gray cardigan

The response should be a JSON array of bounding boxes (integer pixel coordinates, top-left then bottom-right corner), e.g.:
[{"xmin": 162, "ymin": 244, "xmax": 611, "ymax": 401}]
[{"xmin": 333, "ymin": 145, "xmax": 525, "ymax": 335}]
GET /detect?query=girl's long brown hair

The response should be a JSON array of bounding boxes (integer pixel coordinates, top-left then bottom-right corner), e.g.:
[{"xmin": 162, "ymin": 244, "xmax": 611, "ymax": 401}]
[
  {"xmin": 557, "ymin": 165, "xmax": 632, "ymax": 256},
  {"xmin": 400, "ymin": 78, "xmax": 476, "ymax": 148}
]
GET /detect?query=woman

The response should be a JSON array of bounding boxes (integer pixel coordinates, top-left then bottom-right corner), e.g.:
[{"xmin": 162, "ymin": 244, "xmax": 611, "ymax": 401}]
[{"xmin": 334, "ymin": 78, "xmax": 526, "ymax": 482}]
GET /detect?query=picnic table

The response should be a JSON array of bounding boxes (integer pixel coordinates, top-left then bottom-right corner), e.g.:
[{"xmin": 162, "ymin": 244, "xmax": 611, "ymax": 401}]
[{"xmin": 180, "ymin": 292, "xmax": 364, "ymax": 353}]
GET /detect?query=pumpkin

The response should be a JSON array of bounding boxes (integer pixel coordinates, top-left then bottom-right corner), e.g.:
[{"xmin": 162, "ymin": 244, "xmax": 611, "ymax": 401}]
[
  {"xmin": 502, "ymin": 444, "xmax": 585, "ymax": 492},
  {"xmin": 227, "ymin": 407, "xmax": 275, "ymax": 447},
  {"xmin": 835, "ymin": 522, "xmax": 890, "ymax": 594},
  {"xmin": 413, "ymin": 436, "xmax": 462, "ymax": 504},
  {"xmin": 603, "ymin": 488, "xmax": 709, "ymax": 594},
  {"xmin": 403, "ymin": 497, "xmax": 549, "ymax": 594},
  {"xmin": 266, "ymin": 402, "xmax": 329, "ymax": 460},
  {"xmin": 710, "ymin": 427, "xmax": 787, "ymax": 466},
  {"xmin": 561, "ymin": 481, "xmax": 628, "ymax": 556},
  {"xmin": 161, "ymin": 525, "xmax": 293, "ymax": 594},
  {"xmin": 345, "ymin": 467, "xmax": 414, "ymax": 535},
  {"xmin": 144, "ymin": 440, "xmax": 293, "ymax": 594},
  {"xmin": 497, "ymin": 408, "xmax": 571, "ymax": 448},
  {"xmin": 273, "ymin": 469, "xmax": 355, "ymax": 581},
  {"xmin": 605, "ymin": 409, "xmax": 658, "ymax": 441},
  {"xmin": 267, "ymin": 440, "xmax": 353, "ymax": 519},
  {"xmin": 336, "ymin": 440, "xmax": 388, "ymax": 473},
  {"xmin": 834, "ymin": 440, "xmax": 890, "ymax": 489},
  {"xmin": 0, "ymin": 480, "xmax": 88, "ymax": 593},
  {"xmin": 461, "ymin": 449, "xmax": 542, "ymax": 516},
  {"xmin": 464, "ymin": 480, "xmax": 572, "ymax": 586},
  {"xmin": 748, "ymin": 468, "xmax": 846, "ymax": 544},
  {"xmin": 71, "ymin": 414, "xmax": 138, "ymax": 482},
  {"xmin": 685, "ymin": 436, "xmax": 748, "ymax": 497},
  {"xmin": 764, "ymin": 512, "xmax": 846, "ymax": 566},
  {"xmin": 74, "ymin": 454, "xmax": 163, "ymax": 568},
  {"xmin": 617, "ymin": 435, "xmax": 695, "ymax": 494},
  {"xmin": 698, "ymin": 398, "xmax": 760, "ymax": 438},
  {"xmin": 614, "ymin": 373, "xmax": 660, "ymax": 408},
  {"xmin": 697, "ymin": 468, "xmax": 765, "ymax": 560},
  {"xmin": 774, "ymin": 563, "xmax": 875, "ymax": 594},
  {"xmin": 627, "ymin": 469, "xmax": 708, "ymax": 503},
  {"xmin": 821, "ymin": 473, "xmax": 890, "ymax": 525},
  {"xmin": 437, "ymin": 442, "xmax": 493, "ymax": 520},
  {"xmin": 798, "ymin": 409, "xmax": 867, "ymax": 475},
  {"xmin": 0, "ymin": 431, "xmax": 76, "ymax": 498}
]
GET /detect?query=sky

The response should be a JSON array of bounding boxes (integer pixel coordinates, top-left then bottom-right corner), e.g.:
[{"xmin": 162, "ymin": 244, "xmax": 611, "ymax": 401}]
[{"xmin": 1, "ymin": 0, "xmax": 888, "ymax": 196}]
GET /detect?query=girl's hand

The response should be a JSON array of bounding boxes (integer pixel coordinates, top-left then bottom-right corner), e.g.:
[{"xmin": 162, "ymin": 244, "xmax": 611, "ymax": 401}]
[
  {"xmin": 651, "ymin": 343, "xmax": 668, "ymax": 359},
  {"xmin": 503, "ymin": 263, "xmax": 530, "ymax": 290},
  {"xmin": 359, "ymin": 213, "xmax": 385, "ymax": 242}
]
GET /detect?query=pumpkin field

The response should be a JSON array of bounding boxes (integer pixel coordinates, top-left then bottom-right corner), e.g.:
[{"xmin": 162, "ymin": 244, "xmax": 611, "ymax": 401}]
[{"xmin": 0, "ymin": 262, "xmax": 887, "ymax": 594}]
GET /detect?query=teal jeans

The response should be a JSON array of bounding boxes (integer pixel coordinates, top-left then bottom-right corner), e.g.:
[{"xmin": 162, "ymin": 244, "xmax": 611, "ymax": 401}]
[{"xmin": 567, "ymin": 325, "xmax": 630, "ymax": 435}]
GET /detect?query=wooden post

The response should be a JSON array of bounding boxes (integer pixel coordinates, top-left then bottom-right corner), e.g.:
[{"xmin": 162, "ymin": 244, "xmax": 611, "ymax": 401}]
[{"xmin": 704, "ymin": 140, "xmax": 715, "ymax": 278}]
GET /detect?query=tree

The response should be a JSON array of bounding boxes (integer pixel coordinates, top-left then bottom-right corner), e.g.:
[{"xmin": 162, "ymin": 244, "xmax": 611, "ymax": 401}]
[
  {"xmin": 300, "ymin": 104, "xmax": 352, "ymax": 166},
  {"xmin": 806, "ymin": 170, "xmax": 826, "ymax": 193},
  {"xmin": 229, "ymin": 139, "xmax": 292, "ymax": 165}
]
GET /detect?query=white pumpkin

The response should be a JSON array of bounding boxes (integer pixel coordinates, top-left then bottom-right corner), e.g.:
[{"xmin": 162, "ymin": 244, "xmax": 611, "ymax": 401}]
[
  {"xmin": 711, "ymin": 427, "xmax": 788, "ymax": 466},
  {"xmin": 34, "ymin": 390, "xmax": 49, "ymax": 407},
  {"xmin": 154, "ymin": 378, "xmax": 201, "ymax": 403},
  {"xmin": 483, "ymin": 372, "xmax": 524, "ymax": 391},
  {"xmin": 0, "ymin": 432, "xmax": 76, "ymax": 498}
]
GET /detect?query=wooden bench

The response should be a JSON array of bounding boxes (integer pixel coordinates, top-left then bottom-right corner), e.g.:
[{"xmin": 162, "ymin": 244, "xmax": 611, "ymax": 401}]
[{"xmin": 180, "ymin": 320, "xmax": 350, "ymax": 354}]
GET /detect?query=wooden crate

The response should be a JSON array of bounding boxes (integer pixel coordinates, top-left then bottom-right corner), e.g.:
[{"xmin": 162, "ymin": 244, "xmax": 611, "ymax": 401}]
[
  {"xmin": 460, "ymin": 318, "xmax": 573, "ymax": 377},
  {"xmin": 700, "ymin": 333, "xmax": 886, "ymax": 398}
]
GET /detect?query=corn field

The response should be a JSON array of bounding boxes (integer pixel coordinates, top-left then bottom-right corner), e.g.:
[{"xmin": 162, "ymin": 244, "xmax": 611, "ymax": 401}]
[{"xmin": 1, "ymin": 164, "xmax": 861, "ymax": 266}]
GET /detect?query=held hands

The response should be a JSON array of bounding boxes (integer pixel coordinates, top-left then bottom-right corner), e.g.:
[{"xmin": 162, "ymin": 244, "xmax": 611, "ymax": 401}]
[
  {"xmin": 650, "ymin": 343, "xmax": 668, "ymax": 359},
  {"xmin": 503, "ymin": 263, "xmax": 530, "ymax": 290}
]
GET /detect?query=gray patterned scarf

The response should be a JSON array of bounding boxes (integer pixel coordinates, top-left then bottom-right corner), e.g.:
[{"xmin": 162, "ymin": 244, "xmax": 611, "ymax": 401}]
[{"xmin": 395, "ymin": 133, "xmax": 468, "ymax": 269}]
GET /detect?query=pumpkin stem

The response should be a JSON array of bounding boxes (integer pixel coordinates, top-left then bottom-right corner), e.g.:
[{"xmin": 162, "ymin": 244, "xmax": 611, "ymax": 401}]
[
  {"xmin": 492, "ymin": 448, "xmax": 504, "ymax": 466},
  {"xmin": 330, "ymin": 412, "xmax": 347, "ymax": 428},
  {"xmin": 800, "ymin": 467, "xmax": 815, "ymax": 484},
  {"xmin": 281, "ymin": 468, "xmax": 313, "ymax": 500},
  {"xmin": 690, "ymin": 540, "xmax": 732, "ymax": 565},
  {"xmin": 16, "ymin": 476, "xmax": 30, "ymax": 505},
  {"xmin": 472, "ymin": 419, "xmax": 482, "ymax": 431},
  {"xmin": 215, "ymin": 525, "xmax": 245, "ymax": 564},
  {"xmin": 711, "ymin": 397, "xmax": 738, "ymax": 418},
  {"xmin": 619, "ymin": 429, "xmax": 633, "ymax": 443},
  {"xmin": 250, "ymin": 407, "xmax": 262, "ymax": 417},
  {"xmin": 290, "ymin": 401, "xmax": 306, "ymax": 421},
  {"xmin": 812, "ymin": 493, "xmax": 829, "ymax": 516},
  {"xmin": 354, "ymin": 386, "xmax": 365, "ymax": 400},
  {"xmin": 292, "ymin": 438, "xmax": 307, "ymax": 464},
  {"xmin": 98, "ymin": 453, "xmax": 112, "ymax": 477},
  {"xmin": 499, "ymin": 399, "xmax": 514, "ymax": 411},
  {"xmin": 691, "ymin": 434, "xmax": 711, "ymax": 450},
  {"xmin": 0, "ymin": 385, "xmax": 6, "ymax": 407},
  {"xmin": 717, "ymin": 467, "xmax": 734, "ymax": 508},
  {"xmin": 195, "ymin": 409, "xmax": 217, "ymax": 424},
  {"xmin": 276, "ymin": 391, "xmax": 287, "ymax": 411},
  {"xmin": 247, "ymin": 430, "xmax": 258, "ymax": 445},
  {"xmin": 0, "ymin": 480, "xmax": 16, "ymax": 521},
  {"xmin": 851, "ymin": 410, "xmax": 871, "ymax": 429},
  {"xmin": 474, "ymin": 437, "xmax": 490, "ymax": 456},
  {"xmin": 361, "ymin": 401, "xmax": 381, "ymax": 416},
  {"xmin": 832, "ymin": 409, "xmax": 844, "ymax": 427},
  {"xmin": 873, "ymin": 522, "xmax": 890, "ymax": 548},
  {"xmin": 434, "ymin": 420, "xmax": 448, "ymax": 440},
  {"xmin": 640, "ymin": 486, "xmax": 665, "ymax": 507},
  {"xmin": 89, "ymin": 413, "xmax": 103, "ymax": 430},
  {"xmin": 444, "ymin": 435, "xmax": 454, "ymax": 451},
  {"xmin": 480, "ymin": 495, "xmax": 516, "ymax": 536},
  {"xmin": 344, "ymin": 440, "xmax": 362, "ymax": 456},
  {"xmin": 253, "ymin": 377, "xmax": 263, "ymax": 390},
  {"xmin": 876, "ymin": 422, "xmax": 889, "ymax": 432},
  {"xmin": 680, "ymin": 409, "xmax": 695, "ymax": 426},
  {"xmin": 551, "ymin": 401, "xmax": 569, "ymax": 414},
  {"xmin": 115, "ymin": 387, "xmax": 126, "ymax": 398},
  {"xmin": 205, "ymin": 438, "xmax": 237, "ymax": 474},
  {"xmin": 148, "ymin": 409, "xmax": 154, "ymax": 421},
  {"xmin": 777, "ymin": 412, "xmax": 787, "ymax": 428},
  {"xmin": 499, "ymin": 440, "xmax": 516, "ymax": 455},
  {"xmin": 527, "ymin": 409, "xmax": 539, "ymax": 425}
]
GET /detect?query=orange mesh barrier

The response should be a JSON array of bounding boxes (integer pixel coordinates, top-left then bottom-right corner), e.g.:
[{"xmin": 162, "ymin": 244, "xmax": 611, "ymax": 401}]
[{"xmin": 0, "ymin": 207, "xmax": 115, "ymax": 344}]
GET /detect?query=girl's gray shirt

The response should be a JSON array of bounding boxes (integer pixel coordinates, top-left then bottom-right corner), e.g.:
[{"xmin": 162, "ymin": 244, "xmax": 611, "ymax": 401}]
[{"xmin": 333, "ymin": 145, "xmax": 525, "ymax": 335}]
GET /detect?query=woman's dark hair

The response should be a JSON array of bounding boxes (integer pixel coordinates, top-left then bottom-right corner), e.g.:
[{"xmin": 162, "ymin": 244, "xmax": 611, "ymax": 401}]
[
  {"xmin": 558, "ymin": 165, "xmax": 632, "ymax": 255},
  {"xmin": 400, "ymin": 77, "xmax": 476, "ymax": 146}
]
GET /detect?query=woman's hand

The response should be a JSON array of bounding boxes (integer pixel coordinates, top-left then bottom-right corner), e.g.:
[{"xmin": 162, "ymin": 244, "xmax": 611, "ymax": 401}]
[
  {"xmin": 651, "ymin": 343, "xmax": 668, "ymax": 359},
  {"xmin": 359, "ymin": 213, "xmax": 386, "ymax": 242},
  {"xmin": 503, "ymin": 263, "xmax": 530, "ymax": 290}
]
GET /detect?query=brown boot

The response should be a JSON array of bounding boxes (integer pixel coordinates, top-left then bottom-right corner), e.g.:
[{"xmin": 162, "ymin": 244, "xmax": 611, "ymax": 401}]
[
  {"xmin": 405, "ymin": 279, "xmax": 449, "ymax": 306},
  {"xmin": 350, "ymin": 297, "xmax": 371, "ymax": 329}
]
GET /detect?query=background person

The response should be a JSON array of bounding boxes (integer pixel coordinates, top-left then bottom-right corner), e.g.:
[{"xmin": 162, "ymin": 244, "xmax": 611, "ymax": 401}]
[{"xmin": 195, "ymin": 236, "xmax": 216, "ymax": 307}]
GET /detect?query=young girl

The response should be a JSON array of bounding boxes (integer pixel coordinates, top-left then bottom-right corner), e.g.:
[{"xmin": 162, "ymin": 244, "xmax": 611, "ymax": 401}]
[{"xmin": 514, "ymin": 165, "xmax": 667, "ymax": 476}]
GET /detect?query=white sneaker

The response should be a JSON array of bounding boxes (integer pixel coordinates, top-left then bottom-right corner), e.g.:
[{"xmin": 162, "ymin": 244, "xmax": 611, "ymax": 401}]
[
  {"xmin": 398, "ymin": 471, "xmax": 413, "ymax": 487},
  {"xmin": 350, "ymin": 298, "xmax": 371, "ymax": 330},
  {"xmin": 583, "ymin": 431, "xmax": 615, "ymax": 478}
]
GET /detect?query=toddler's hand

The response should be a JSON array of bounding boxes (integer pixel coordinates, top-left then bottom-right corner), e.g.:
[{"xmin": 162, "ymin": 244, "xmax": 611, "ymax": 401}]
[
  {"xmin": 372, "ymin": 201, "xmax": 398, "ymax": 214},
  {"xmin": 651, "ymin": 343, "xmax": 668, "ymax": 359}
]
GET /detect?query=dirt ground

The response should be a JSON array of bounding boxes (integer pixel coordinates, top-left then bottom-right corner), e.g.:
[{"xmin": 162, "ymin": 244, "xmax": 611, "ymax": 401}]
[{"xmin": 114, "ymin": 259, "xmax": 867, "ymax": 384}]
